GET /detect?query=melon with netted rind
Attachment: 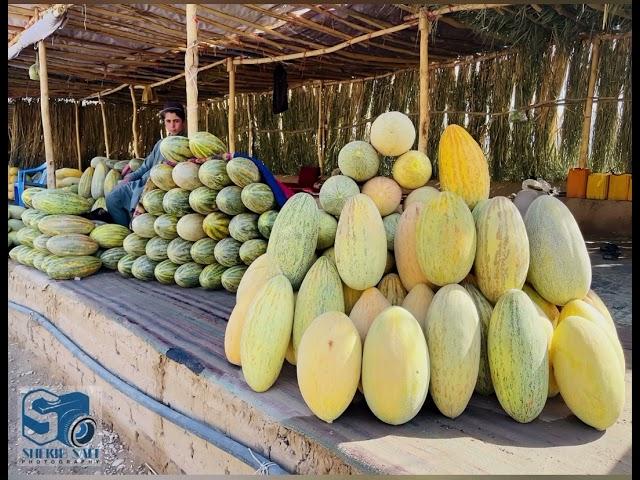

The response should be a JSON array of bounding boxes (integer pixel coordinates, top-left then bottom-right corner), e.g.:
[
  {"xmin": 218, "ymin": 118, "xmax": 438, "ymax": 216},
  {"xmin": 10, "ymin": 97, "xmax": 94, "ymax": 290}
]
[{"xmin": 369, "ymin": 111, "xmax": 416, "ymax": 157}]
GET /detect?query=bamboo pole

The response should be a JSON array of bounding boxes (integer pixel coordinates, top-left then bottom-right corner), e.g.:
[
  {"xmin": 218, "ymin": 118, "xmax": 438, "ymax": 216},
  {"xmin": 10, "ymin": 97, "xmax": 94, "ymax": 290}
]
[
  {"xmin": 418, "ymin": 9, "xmax": 430, "ymax": 154},
  {"xmin": 404, "ymin": 4, "xmax": 511, "ymax": 20},
  {"xmin": 38, "ymin": 40, "xmax": 56, "ymax": 189},
  {"xmin": 98, "ymin": 94, "xmax": 110, "ymax": 158},
  {"xmin": 74, "ymin": 101, "xmax": 82, "ymax": 170},
  {"xmin": 185, "ymin": 4, "xmax": 199, "ymax": 137},
  {"xmin": 227, "ymin": 57, "xmax": 236, "ymax": 154},
  {"xmin": 317, "ymin": 82, "xmax": 325, "ymax": 170},
  {"xmin": 578, "ymin": 37, "xmax": 601, "ymax": 169},
  {"xmin": 129, "ymin": 85, "xmax": 140, "ymax": 158},
  {"xmin": 247, "ymin": 95, "xmax": 253, "ymax": 156}
]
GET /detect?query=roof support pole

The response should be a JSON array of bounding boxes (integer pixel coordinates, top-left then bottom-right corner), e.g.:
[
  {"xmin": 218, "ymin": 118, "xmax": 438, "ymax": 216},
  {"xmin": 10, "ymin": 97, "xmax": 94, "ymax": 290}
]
[
  {"xmin": 98, "ymin": 94, "xmax": 110, "ymax": 158},
  {"xmin": 317, "ymin": 81, "xmax": 325, "ymax": 171},
  {"xmin": 74, "ymin": 101, "xmax": 82, "ymax": 170},
  {"xmin": 38, "ymin": 40, "xmax": 56, "ymax": 189},
  {"xmin": 418, "ymin": 9, "xmax": 430, "ymax": 154},
  {"xmin": 185, "ymin": 4, "xmax": 199, "ymax": 137},
  {"xmin": 578, "ymin": 37, "xmax": 601, "ymax": 169},
  {"xmin": 129, "ymin": 85, "xmax": 140, "ymax": 158},
  {"xmin": 246, "ymin": 96, "xmax": 253, "ymax": 156},
  {"xmin": 227, "ymin": 58, "xmax": 236, "ymax": 154}
]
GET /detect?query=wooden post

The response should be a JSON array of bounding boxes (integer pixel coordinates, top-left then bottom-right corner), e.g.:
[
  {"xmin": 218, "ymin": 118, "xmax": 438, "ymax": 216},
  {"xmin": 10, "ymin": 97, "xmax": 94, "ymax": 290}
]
[
  {"xmin": 246, "ymin": 95, "xmax": 253, "ymax": 156},
  {"xmin": 38, "ymin": 40, "xmax": 56, "ymax": 189},
  {"xmin": 129, "ymin": 85, "xmax": 140, "ymax": 158},
  {"xmin": 317, "ymin": 82, "xmax": 325, "ymax": 170},
  {"xmin": 418, "ymin": 9, "xmax": 430, "ymax": 154},
  {"xmin": 578, "ymin": 37, "xmax": 601, "ymax": 169},
  {"xmin": 227, "ymin": 57, "xmax": 236, "ymax": 154},
  {"xmin": 185, "ymin": 4, "xmax": 199, "ymax": 137},
  {"xmin": 74, "ymin": 101, "xmax": 82, "ymax": 170},
  {"xmin": 98, "ymin": 94, "xmax": 110, "ymax": 158}
]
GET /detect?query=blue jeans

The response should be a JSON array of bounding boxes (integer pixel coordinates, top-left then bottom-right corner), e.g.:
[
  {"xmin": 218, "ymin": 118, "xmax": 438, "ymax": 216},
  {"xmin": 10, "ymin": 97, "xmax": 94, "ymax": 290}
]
[{"xmin": 105, "ymin": 182, "xmax": 134, "ymax": 227}]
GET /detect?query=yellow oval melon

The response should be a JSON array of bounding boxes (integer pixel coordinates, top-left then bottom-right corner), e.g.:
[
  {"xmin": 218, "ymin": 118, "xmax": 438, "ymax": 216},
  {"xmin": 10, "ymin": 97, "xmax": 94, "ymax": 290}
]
[
  {"xmin": 349, "ymin": 287, "xmax": 391, "ymax": 343},
  {"xmin": 361, "ymin": 176, "xmax": 402, "ymax": 217},
  {"xmin": 582, "ymin": 289, "xmax": 617, "ymax": 334},
  {"xmin": 401, "ymin": 283, "xmax": 434, "ymax": 334},
  {"xmin": 296, "ymin": 311, "xmax": 362, "ymax": 423},
  {"xmin": 522, "ymin": 283, "xmax": 560, "ymax": 328},
  {"xmin": 362, "ymin": 306, "xmax": 429, "ymax": 425},
  {"xmin": 461, "ymin": 282, "xmax": 494, "ymax": 396},
  {"xmin": 534, "ymin": 303, "xmax": 560, "ymax": 398},
  {"xmin": 392, "ymin": 150, "xmax": 432, "ymax": 189},
  {"xmin": 369, "ymin": 111, "xmax": 416, "ymax": 157},
  {"xmin": 342, "ymin": 283, "xmax": 363, "ymax": 315},
  {"xmin": 394, "ymin": 202, "xmax": 431, "ymax": 291}
]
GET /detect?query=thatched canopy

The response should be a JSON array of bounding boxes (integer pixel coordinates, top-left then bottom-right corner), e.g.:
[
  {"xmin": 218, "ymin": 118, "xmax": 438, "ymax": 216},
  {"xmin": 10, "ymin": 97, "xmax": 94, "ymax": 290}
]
[{"xmin": 8, "ymin": 3, "xmax": 632, "ymax": 102}]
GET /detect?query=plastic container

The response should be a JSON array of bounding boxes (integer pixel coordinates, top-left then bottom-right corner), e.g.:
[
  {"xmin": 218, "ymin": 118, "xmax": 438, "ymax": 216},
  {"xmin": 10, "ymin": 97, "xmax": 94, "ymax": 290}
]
[
  {"xmin": 607, "ymin": 173, "xmax": 631, "ymax": 201},
  {"xmin": 627, "ymin": 176, "xmax": 632, "ymax": 201},
  {"xmin": 586, "ymin": 173, "xmax": 610, "ymax": 200},
  {"xmin": 566, "ymin": 168, "xmax": 590, "ymax": 198}
]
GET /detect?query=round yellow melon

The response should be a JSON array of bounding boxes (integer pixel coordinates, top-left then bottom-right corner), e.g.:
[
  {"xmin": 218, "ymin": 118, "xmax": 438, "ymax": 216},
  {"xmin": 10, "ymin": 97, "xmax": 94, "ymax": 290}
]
[
  {"xmin": 361, "ymin": 176, "xmax": 402, "ymax": 217},
  {"xmin": 369, "ymin": 111, "xmax": 416, "ymax": 157},
  {"xmin": 392, "ymin": 150, "xmax": 432, "ymax": 189}
]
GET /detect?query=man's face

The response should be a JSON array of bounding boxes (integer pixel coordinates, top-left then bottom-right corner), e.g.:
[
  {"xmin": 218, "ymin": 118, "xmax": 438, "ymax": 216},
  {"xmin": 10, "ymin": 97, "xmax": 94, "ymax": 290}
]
[{"xmin": 164, "ymin": 112, "xmax": 184, "ymax": 135}]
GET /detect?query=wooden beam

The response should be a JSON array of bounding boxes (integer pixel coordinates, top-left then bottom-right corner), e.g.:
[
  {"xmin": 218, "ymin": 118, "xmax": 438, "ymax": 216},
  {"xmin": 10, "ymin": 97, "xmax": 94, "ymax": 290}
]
[
  {"xmin": 185, "ymin": 4, "xmax": 199, "ymax": 137},
  {"xmin": 404, "ymin": 4, "xmax": 511, "ymax": 20},
  {"xmin": 38, "ymin": 40, "xmax": 56, "ymax": 189},
  {"xmin": 578, "ymin": 38, "xmax": 601, "ymax": 169},
  {"xmin": 418, "ymin": 9, "xmax": 430, "ymax": 154},
  {"xmin": 227, "ymin": 58, "xmax": 236, "ymax": 154},
  {"xmin": 129, "ymin": 85, "xmax": 140, "ymax": 158},
  {"xmin": 317, "ymin": 81, "xmax": 324, "ymax": 170},
  {"xmin": 98, "ymin": 94, "xmax": 110, "ymax": 158},
  {"xmin": 74, "ymin": 101, "xmax": 82, "ymax": 170}
]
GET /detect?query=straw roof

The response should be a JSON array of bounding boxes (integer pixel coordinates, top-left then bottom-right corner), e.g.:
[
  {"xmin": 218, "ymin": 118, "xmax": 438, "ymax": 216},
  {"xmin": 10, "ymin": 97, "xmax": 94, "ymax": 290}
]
[{"xmin": 8, "ymin": 3, "xmax": 632, "ymax": 103}]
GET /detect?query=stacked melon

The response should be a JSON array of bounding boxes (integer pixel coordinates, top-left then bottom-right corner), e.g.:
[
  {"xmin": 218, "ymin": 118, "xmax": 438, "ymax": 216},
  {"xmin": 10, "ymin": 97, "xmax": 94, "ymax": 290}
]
[
  {"xmin": 8, "ymin": 166, "xmax": 18, "ymax": 201},
  {"xmin": 223, "ymin": 113, "xmax": 625, "ymax": 432},
  {"xmin": 122, "ymin": 132, "xmax": 278, "ymax": 292},
  {"xmin": 77, "ymin": 156, "xmax": 144, "ymax": 212}
]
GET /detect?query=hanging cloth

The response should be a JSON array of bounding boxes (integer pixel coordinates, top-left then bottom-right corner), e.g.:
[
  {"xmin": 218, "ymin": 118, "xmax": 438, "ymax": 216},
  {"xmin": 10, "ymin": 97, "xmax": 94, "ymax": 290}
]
[{"xmin": 272, "ymin": 64, "xmax": 288, "ymax": 114}]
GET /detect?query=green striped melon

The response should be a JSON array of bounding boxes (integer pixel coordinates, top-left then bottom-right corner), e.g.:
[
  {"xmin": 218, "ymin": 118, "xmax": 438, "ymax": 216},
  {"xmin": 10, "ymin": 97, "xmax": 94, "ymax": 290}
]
[
  {"xmin": 198, "ymin": 159, "xmax": 232, "ymax": 190},
  {"xmin": 229, "ymin": 213, "xmax": 260, "ymax": 242},
  {"xmin": 103, "ymin": 169, "xmax": 120, "ymax": 196},
  {"xmin": 202, "ymin": 212, "xmax": 230, "ymax": 240},
  {"xmin": 131, "ymin": 255, "xmax": 159, "ymax": 281},
  {"xmin": 190, "ymin": 238, "xmax": 217, "ymax": 265},
  {"xmin": 215, "ymin": 186, "xmax": 246, "ymax": 216},
  {"xmin": 292, "ymin": 256, "xmax": 344, "ymax": 356},
  {"xmin": 337, "ymin": 141, "xmax": 380, "ymax": 182},
  {"xmin": 91, "ymin": 162, "xmax": 108, "ymax": 199},
  {"xmin": 316, "ymin": 210, "xmax": 338, "ymax": 250},
  {"xmin": 40, "ymin": 254, "xmax": 62, "ymax": 273},
  {"xmin": 199, "ymin": 263, "xmax": 227, "ymax": 290},
  {"xmin": 145, "ymin": 236, "xmax": 171, "ymax": 261},
  {"xmin": 176, "ymin": 213, "xmax": 206, "ymax": 242},
  {"xmin": 154, "ymin": 259, "xmax": 179, "ymax": 284},
  {"xmin": 404, "ymin": 186, "xmax": 440, "ymax": 210},
  {"xmin": 319, "ymin": 175, "xmax": 360, "ymax": 217},
  {"xmin": 141, "ymin": 189, "xmax": 166, "ymax": 216},
  {"xmin": 474, "ymin": 196, "xmax": 530, "ymax": 303},
  {"xmin": 416, "ymin": 191, "xmax": 476, "ymax": 286},
  {"xmin": 77, "ymin": 167, "xmax": 94, "ymax": 198},
  {"xmin": 160, "ymin": 135, "xmax": 193, "ymax": 163},
  {"xmin": 167, "ymin": 237, "xmax": 194, "ymax": 264},
  {"xmin": 117, "ymin": 254, "xmax": 137, "ymax": 278},
  {"xmin": 257, "ymin": 210, "xmax": 278, "ymax": 239},
  {"xmin": 21, "ymin": 209, "xmax": 41, "ymax": 228},
  {"xmin": 9, "ymin": 205, "xmax": 27, "ymax": 220},
  {"xmin": 239, "ymin": 239, "xmax": 267, "ymax": 265},
  {"xmin": 188, "ymin": 131, "xmax": 226, "ymax": 158},
  {"xmin": 113, "ymin": 160, "xmax": 129, "ymax": 172},
  {"xmin": 153, "ymin": 214, "xmax": 179, "ymax": 240},
  {"xmin": 488, "ymin": 289, "xmax": 548, "ymax": 423},
  {"xmin": 24, "ymin": 210, "xmax": 49, "ymax": 229},
  {"xmin": 46, "ymin": 234, "xmax": 99, "ymax": 256},
  {"xmin": 382, "ymin": 213, "xmax": 401, "ymax": 251},
  {"xmin": 46, "ymin": 255, "xmax": 102, "ymax": 280},
  {"xmin": 462, "ymin": 282, "xmax": 494, "ymax": 396},
  {"xmin": 425, "ymin": 284, "xmax": 480, "ymax": 418},
  {"xmin": 188, "ymin": 186, "xmax": 218, "ymax": 215},
  {"xmin": 8, "ymin": 219, "xmax": 25, "ymax": 231},
  {"xmin": 267, "ymin": 192, "xmax": 319, "ymax": 289},
  {"xmin": 162, "ymin": 188, "xmax": 192, "ymax": 216},
  {"xmin": 175, "ymin": 262, "xmax": 204, "ymax": 288},
  {"xmin": 21, "ymin": 187, "xmax": 45, "ymax": 208},
  {"xmin": 20, "ymin": 247, "xmax": 39, "ymax": 267},
  {"xmin": 240, "ymin": 274, "xmax": 294, "ymax": 391},
  {"xmin": 14, "ymin": 245, "xmax": 33, "ymax": 265},
  {"xmin": 32, "ymin": 251, "xmax": 49, "ymax": 271},
  {"xmin": 104, "ymin": 159, "xmax": 119, "ymax": 170},
  {"xmin": 90, "ymin": 156, "xmax": 107, "ymax": 168},
  {"xmin": 241, "ymin": 183, "xmax": 275, "ymax": 214},
  {"xmin": 214, "ymin": 237, "xmax": 242, "ymax": 267},
  {"xmin": 222, "ymin": 265, "xmax": 248, "ymax": 292},
  {"xmin": 524, "ymin": 195, "xmax": 591, "ymax": 306},
  {"xmin": 37, "ymin": 214, "xmax": 95, "ymax": 236},
  {"xmin": 92, "ymin": 197, "xmax": 107, "ymax": 212},
  {"xmin": 90, "ymin": 224, "xmax": 131, "ymax": 248},
  {"xmin": 150, "ymin": 164, "xmax": 177, "ymax": 191},
  {"xmin": 31, "ymin": 190, "xmax": 92, "ymax": 215},
  {"xmin": 128, "ymin": 158, "xmax": 143, "ymax": 172},
  {"xmin": 123, "ymin": 233, "xmax": 149, "ymax": 257},
  {"xmin": 99, "ymin": 247, "xmax": 127, "ymax": 270},
  {"xmin": 33, "ymin": 234, "xmax": 52, "ymax": 253},
  {"xmin": 334, "ymin": 194, "xmax": 386, "ymax": 290},
  {"xmin": 16, "ymin": 227, "xmax": 40, "ymax": 248},
  {"xmin": 9, "ymin": 245, "xmax": 29, "ymax": 261},
  {"xmin": 172, "ymin": 161, "xmax": 203, "ymax": 191},
  {"xmin": 226, "ymin": 157, "xmax": 260, "ymax": 188},
  {"xmin": 131, "ymin": 213, "xmax": 158, "ymax": 239}
]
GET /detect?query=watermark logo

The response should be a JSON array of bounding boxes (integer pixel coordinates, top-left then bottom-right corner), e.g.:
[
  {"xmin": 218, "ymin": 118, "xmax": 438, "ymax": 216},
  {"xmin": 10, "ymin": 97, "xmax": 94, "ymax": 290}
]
[{"xmin": 19, "ymin": 388, "xmax": 102, "ymax": 467}]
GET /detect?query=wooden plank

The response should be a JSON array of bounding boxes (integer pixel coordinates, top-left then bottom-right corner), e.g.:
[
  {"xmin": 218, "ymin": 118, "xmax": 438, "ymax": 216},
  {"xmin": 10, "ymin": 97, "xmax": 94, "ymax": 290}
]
[
  {"xmin": 185, "ymin": 4, "xmax": 199, "ymax": 137},
  {"xmin": 38, "ymin": 41, "xmax": 56, "ymax": 189}
]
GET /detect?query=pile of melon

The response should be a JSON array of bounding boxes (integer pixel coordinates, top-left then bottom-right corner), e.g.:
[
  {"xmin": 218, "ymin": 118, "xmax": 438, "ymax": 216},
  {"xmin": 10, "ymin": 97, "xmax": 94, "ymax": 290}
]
[{"xmin": 226, "ymin": 112, "xmax": 625, "ymax": 432}]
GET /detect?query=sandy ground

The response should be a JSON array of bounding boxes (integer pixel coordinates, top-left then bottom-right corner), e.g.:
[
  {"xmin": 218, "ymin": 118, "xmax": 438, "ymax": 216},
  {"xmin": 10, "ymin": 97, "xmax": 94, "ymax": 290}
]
[{"xmin": 7, "ymin": 340, "xmax": 153, "ymax": 476}]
